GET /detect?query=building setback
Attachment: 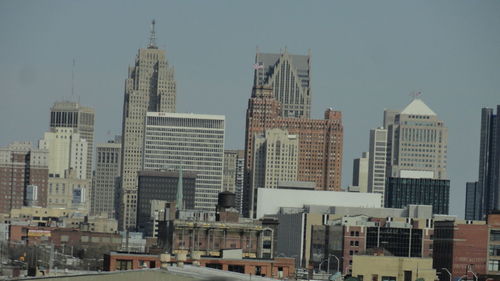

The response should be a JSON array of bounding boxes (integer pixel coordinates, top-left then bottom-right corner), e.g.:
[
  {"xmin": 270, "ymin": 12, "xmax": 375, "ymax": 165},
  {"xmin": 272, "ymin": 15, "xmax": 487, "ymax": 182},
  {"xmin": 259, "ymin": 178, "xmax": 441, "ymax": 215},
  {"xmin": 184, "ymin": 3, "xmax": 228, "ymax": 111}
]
[
  {"xmin": 243, "ymin": 86, "xmax": 343, "ymax": 217},
  {"xmin": 0, "ymin": 142, "xmax": 48, "ymax": 213},
  {"xmin": 91, "ymin": 137, "xmax": 121, "ymax": 217},
  {"xmin": 119, "ymin": 21, "xmax": 177, "ymax": 230},
  {"xmin": 385, "ymin": 177, "xmax": 450, "ymax": 215},
  {"xmin": 136, "ymin": 169, "xmax": 196, "ymax": 236},
  {"xmin": 143, "ymin": 112, "xmax": 225, "ymax": 211}
]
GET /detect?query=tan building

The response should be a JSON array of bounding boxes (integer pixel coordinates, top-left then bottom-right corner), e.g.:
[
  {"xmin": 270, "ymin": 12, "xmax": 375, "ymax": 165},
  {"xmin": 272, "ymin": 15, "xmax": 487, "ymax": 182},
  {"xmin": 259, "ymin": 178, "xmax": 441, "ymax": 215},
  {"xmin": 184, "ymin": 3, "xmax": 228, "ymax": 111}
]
[
  {"xmin": 352, "ymin": 255, "xmax": 437, "ymax": 281},
  {"xmin": 47, "ymin": 169, "xmax": 90, "ymax": 211},
  {"xmin": 223, "ymin": 150, "xmax": 242, "ymax": 193},
  {"xmin": 119, "ymin": 21, "xmax": 177, "ymax": 230}
]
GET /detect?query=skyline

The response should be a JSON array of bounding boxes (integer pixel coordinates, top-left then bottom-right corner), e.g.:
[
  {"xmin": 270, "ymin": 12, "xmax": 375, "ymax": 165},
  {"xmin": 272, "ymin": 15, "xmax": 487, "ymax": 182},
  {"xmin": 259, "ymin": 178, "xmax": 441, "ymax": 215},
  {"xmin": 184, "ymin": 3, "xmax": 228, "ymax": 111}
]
[{"xmin": 1, "ymin": 1, "xmax": 500, "ymax": 218}]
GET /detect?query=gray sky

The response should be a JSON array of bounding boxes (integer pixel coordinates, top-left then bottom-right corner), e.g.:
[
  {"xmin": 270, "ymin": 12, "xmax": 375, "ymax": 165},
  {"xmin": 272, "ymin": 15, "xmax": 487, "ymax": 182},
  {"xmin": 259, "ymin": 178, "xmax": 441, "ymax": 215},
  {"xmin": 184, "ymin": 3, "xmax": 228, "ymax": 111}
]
[{"xmin": 1, "ymin": 0, "xmax": 499, "ymax": 218}]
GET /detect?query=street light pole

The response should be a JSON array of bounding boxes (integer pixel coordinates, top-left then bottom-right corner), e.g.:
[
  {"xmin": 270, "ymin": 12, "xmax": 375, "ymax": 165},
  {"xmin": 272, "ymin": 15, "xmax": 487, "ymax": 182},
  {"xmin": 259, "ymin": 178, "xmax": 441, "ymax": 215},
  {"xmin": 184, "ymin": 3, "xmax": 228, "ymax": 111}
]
[
  {"xmin": 330, "ymin": 254, "xmax": 340, "ymax": 274},
  {"xmin": 442, "ymin": 268, "xmax": 452, "ymax": 281}
]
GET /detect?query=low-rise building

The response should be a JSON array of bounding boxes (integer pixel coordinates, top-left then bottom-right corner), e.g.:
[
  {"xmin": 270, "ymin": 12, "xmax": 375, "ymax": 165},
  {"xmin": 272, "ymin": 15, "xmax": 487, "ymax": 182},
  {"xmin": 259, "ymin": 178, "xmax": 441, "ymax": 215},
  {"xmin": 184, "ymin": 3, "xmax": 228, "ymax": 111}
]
[{"xmin": 352, "ymin": 255, "xmax": 437, "ymax": 281}]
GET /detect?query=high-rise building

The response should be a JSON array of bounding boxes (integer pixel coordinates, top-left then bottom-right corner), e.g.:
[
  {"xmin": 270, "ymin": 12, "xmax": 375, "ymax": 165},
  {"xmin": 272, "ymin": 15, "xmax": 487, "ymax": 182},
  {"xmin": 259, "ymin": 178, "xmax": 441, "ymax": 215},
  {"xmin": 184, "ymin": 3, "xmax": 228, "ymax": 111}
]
[
  {"xmin": 50, "ymin": 101, "xmax": 95, "ymax": 180},
  {"xmin": 385, "ymin": 99, "xmax": 448, "ymax": 180},
  {"xmin": 91, "ymin": 136, "xmax": 121, "ymax": 217},
  {"xmin": 465, "ymin": 181, "xmax": 479, "ymax": 220},
  {"xmin": 39, "ymin": 127, "xmax": 88, "ymax": 180},
  {"xmin": 143, "ymin": 112, "xmax": 225, "ymax": 211},
  {"xmin": 469, "ymin": 106, "xmax": 500, "ymax": 220},
  {"xmin": 0, "ymin": 142, "xmax": 49, "ymax": 213},
  {"xmin": 385, "ymin": 177, "xmax": 450, "ymax": 215},
  {"xmin": 367, "ymin": 127, "xmax": 388, "ymax": 200},
  {"xmin": 254, "ymin": 49, "xmax": 311, "ymax": 118},
  {"xmin": 243, "ymin": 86, "xmax": 343, "ymax": 217},
  {"xmin": 352, "ymin": 152, "xmax": 369, "ymax": 193},
  {"xmin": 223, "ymin": 150, "xmax": 239, "ymax": 194},
  {"xmin": 119, "ymin": 21, "xmax": 177, "ymax": 230}
]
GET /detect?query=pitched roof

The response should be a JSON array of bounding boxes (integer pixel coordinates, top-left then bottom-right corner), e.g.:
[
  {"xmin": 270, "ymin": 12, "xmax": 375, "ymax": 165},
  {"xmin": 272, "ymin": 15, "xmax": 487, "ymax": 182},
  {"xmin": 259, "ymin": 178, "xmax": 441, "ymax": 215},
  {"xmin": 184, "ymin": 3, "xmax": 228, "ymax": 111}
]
[{"xmin": 401, "ymin": 99, "xmax": 437, "ymax": 116}]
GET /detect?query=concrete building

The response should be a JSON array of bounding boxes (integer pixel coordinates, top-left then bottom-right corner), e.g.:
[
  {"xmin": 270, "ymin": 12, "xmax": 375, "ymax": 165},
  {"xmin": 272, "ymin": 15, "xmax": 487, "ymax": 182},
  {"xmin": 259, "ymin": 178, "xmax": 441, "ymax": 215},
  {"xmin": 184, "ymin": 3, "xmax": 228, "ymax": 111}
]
[
  {"xmin": 244, "ymin": 86, "xmax": 343, "ymax": 217},
  {"xmin": 50, "ymin": 101, "xmax": 95, "ymax": 180},
  {"xmin": 256, "ymin": 188, "xmax": 381, "ymax": 219},
  {"xmin": 0, "ymin": 142, "xmax": 48, "ymax": 213},
  {"xmin": 467, "ymin": 105, "xmax": 500, "ymax": 220},
  {"xmin": 385, "ymin": 98, "xmax": 448, "ymax": 180},
  {"xmin": 367, "ymin": 127, "xmax": 388, "ymax": 202},
  {"xmin": 143, "ymin": 112, "xmax": 225, "ymax": 211},
  {"xmin": 352, "ymin": 152, "xmax": 369, "ymax": 193},
  {"xmin": 250, "ymin": 129, "xmax": 299, "ymax": 215},
  {"xmin": 385, "ymin": 177, "xmax": 450, "ymax": 215},
  {"xmin": 91, "ymin": 137, "xmax": 121, "ymax": 217},
  {"xmin": 352, "ymin": 255, "xmax": 437, "ymax": 281},
  {"xmin": 39, "ymin": 127, "xmax": 88, "ymax": 180},
  {"xmin": 136, "ymin": 169, "xmax": 196, "ymax": 236},
  {"xmin": 223, "ymin": 150, "xmax": 245, "ymax": 213},
  {"xmin": 254, "ymin": 49, "xmax": 311, "ymax": 118},
  {"xmin": 119, "ymin": 21, "xmax": 177, "ymax": 230},
  {"xmin": 47, "ymin": 169, "xmax": 90, "ymax": 210}
]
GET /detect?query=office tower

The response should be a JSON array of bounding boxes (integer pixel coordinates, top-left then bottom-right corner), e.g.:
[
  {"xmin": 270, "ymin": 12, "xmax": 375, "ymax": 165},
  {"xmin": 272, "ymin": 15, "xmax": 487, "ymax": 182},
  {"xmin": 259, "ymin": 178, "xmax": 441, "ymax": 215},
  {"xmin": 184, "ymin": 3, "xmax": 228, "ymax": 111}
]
[
  {"xmin": 120, "ymin": 21, "xmax": 177, "ymax": 230},
  {"xmin": 39, "ymin": 127, "xmax": 88, "ymax": 179},
  {"xmin": 352, "ymin": 152, "xmax": 369, "ymax": 193},
  {"xmin": 254, "ymin": 49, "xmax": 311, "ymax": 118},
  {"xmin": 223, "ymin": 150, "xmax": 238, "ymax": 193},
  {"xmin": 252, "ymin": 128, "xmax": 299, "ymax": 190},
  {"xmin": 367, "ymin": 128, "xmax": 388, "ymax": 200},
  {"xmin": 234, "ymin": 151, "xmax": 245, "ymax": 213},
  {"xmin": 243, "ymin": 86, "xmax": 343, "ymax": 218},
  {"xmin": 385, "ymin": 99, "xmax": 448, "ymax": 179},
  {"xmin": 0, "ymin": 142, "xmax": 49, "ymax": 213},
  {"xmin": 473, "ymin": 106, "xmax": 500, "ymax": 220},
  {"xmin": 385, "ymin": 177, "xmax": 450, "ymax": 214},
  {"xmin": 136, "ymin": 170, "xmax": 196, "ymax": 236},
  {"xmin": 143, "ymin": 112, "xmax": 225, "ymax": 211},
  {"xmin": 50, "ymin": 101, "xmax": 95, "ymax": 180},
  {"xmin": 47, "ymin": 169, "xmax": 90, "ymax": 210},
  {"xmin": 91, "ymin": 136, "xmax": 121, "ymax": 217},
  {"xmin": 465, "ymin": 181, "xmax": 479, "ymax": 220}
]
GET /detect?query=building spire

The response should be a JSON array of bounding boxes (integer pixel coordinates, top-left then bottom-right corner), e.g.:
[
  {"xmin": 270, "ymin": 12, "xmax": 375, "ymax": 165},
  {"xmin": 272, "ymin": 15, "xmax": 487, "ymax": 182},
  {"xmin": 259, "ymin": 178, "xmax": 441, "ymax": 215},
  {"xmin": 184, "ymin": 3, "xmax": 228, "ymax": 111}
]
[{"xmin": 148, "ymin": 19, "xmax": 157, "ymax": 49}]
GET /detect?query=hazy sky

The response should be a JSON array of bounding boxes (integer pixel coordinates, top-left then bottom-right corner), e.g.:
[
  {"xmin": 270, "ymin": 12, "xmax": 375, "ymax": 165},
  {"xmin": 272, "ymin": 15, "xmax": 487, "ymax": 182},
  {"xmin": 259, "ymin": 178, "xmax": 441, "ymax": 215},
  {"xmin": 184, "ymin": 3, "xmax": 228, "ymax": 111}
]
[{"xmin": 1, "ymin": 1, "xmax": 499, "ymax": 218}]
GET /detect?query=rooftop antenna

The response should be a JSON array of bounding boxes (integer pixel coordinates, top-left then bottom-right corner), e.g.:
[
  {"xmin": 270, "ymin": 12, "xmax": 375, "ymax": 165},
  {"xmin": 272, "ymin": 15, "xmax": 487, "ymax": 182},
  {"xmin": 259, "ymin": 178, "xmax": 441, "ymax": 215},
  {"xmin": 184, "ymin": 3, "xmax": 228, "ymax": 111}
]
[
  {"xmin": 410, "ymin": 90, "xmax": 422, "ymax": 100},
  {"xmin": 71, "ymin": 58, "xmax": 75, "ymax": 100},
  {"xmin": 148, "ymin": 19, "xmax": 157, "ymax": 48}
]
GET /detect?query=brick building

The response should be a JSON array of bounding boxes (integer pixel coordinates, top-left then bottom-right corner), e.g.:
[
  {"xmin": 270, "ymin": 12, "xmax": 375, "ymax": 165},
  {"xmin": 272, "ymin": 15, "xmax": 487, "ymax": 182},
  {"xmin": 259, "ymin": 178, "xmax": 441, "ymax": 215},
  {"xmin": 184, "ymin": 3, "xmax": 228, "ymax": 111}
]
[
  {"xmin": 0, "ymin": 142, "xmax": 48, "ymax": 214},
  {"xmin": 243, "ymin": 86, "xmax": 343, "ymax": 217}
]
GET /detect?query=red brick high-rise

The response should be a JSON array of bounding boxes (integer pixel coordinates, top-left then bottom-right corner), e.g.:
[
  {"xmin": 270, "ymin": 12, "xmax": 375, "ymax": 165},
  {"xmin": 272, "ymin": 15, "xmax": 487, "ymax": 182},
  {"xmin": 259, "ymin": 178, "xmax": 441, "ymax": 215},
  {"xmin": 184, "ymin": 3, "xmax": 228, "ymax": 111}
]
[
  {"xmin": 243, "ymin": 86, "xmax": 343, "ymax": 217},
  {"xmin": 0, "ymin": 142, "xmax": 49, "ymax": 214}
]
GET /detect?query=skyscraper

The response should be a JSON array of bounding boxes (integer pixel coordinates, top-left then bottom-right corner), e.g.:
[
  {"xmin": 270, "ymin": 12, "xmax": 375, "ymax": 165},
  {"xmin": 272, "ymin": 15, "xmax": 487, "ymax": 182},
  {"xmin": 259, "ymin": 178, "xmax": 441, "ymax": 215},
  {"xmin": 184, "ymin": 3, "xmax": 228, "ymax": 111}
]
[
  {"xmin": 142, "ymin": 112, "xmax": 225, "ymax": 211},
  {"xmin": 352, "ymin": 152, "xmax": 369, "ymax": 193},
  {"xmin": 50, "ymin": 101, "xmax": 95, "ymax": 180},
  {"xmin": 91, "ymin": 136, "xmax": 121, "ymax": 217},
  {"xmin": 119, "ymin": 21, "xmax": 177, "ymax": 230},
  {"xmin": 367, "ymin": 128, "xmax": 388, "ymax": 199},
  {"xmin": 465, "ymin": 181, "xmax": 479, "ymax": 220},
  {"xmin": 467, "ymin": 106, "xmax": 500, "ymax": 220},
  {"xmin": 223, "ymin": 150, "xmax": 246, "ymax": 213},
  {"xmin": 254, "ymin": 49, "xmax": 311, "ymax": 118}
]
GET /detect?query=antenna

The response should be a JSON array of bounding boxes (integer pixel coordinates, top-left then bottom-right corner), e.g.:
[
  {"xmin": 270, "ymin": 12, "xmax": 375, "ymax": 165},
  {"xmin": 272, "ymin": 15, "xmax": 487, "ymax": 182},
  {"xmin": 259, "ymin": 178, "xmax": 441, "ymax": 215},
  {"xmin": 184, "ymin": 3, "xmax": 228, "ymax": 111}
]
[
  {"xmin": 410, "ymin": 90, "xmax": 422, "ymax": 100},
  {"xmin": 148, "ymin": 19, "xmax": 157, "ymax": 48},
  {"xmin": 71, "ymin": 58, "xmax": 75, "ymax": 99}
]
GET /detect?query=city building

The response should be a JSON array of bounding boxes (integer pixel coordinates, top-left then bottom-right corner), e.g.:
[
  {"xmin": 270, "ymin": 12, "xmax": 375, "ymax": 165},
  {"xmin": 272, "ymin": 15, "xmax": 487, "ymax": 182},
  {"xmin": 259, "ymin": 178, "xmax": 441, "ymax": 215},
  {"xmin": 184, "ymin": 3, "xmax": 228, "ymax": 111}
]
[
  {"xmin": 352, "ymin": 152, "xmax": 369, "ymax": 193},
  {"xmin": 254, "ymin": 49, "xmax": 311, "ymax": 118},
  {"xmin": 256, "ymin": 188, "xmax": 381, "ymax": 219},
  {"xmin": 91, "ymin": 137, "xmax": 121, "ymax": 217},
  {"xmin": 352, "ymin": 255, "xmax": 437, "ymax": 281},
  {"xmin": 487, "ymin": 212, "xmax": 500, "ymax": 278},
  {"xmin": 136, "ymin": 169, "xmax": 196, "ymax": 236},
  {"xmin": 39, "ymin": 127, "xmax": 88, "ymax": 180},
  {"xmin": 243, "ymin": 86, "xmax": 343, "ymax": 217},
  {"xmin": 384, "ymin": 98, "xmax": 448, "ymax": 180},
  {"xmin": 0, "ymin": 142, "xmax": 48, "ymax": 213},
  {"xmin": 385, "ymin": 177, "xmax": 450, "ymax": 215},
  {"xmin": 467, "ymin": 105, "xmax": 500, "ymax": 220},
  {"xmin": 465, "ymin": 181, "xmax": 479, "ymax": 220},
  {"xmin": 223, "ymin": 150, "xmax": 245, "ymax": 213},
  {"xmin": 142, "ymin": 112, "xmax": 225, "ymax": 211},
  {"xmin": 367, "ymin": 127, "xmax": 388, "ymax": 201},
  {"xmin": 119, "ymin": 21, "xmax": 177, "ymax": 230},
  {"xmin": 47, "ymin": 169, "xmax": 90, "ymax": 210},
  {"xmin": 50, "ymin": 101, "xmax": 95, "ymax": 180}
]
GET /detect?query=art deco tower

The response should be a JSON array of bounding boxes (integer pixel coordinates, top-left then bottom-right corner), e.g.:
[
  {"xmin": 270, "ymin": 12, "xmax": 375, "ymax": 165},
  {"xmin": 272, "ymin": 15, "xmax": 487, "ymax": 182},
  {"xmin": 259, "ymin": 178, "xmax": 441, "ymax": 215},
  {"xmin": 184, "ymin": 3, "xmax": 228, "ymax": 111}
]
[{"xmin": 119, "ymin": 21, "xmax": 176, "ymax": 230}]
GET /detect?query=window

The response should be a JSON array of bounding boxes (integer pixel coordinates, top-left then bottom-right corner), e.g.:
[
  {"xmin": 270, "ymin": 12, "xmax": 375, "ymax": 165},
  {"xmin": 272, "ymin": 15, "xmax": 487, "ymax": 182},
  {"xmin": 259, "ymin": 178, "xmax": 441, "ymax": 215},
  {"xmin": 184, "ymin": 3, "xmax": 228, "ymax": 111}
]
[
  {"xmin": 489, "ymin": 260, "xmax": 500, "ymax": 272},
  {"xmin": 492, "ymin": 230, "xmax": 500, "ymax": 241}
]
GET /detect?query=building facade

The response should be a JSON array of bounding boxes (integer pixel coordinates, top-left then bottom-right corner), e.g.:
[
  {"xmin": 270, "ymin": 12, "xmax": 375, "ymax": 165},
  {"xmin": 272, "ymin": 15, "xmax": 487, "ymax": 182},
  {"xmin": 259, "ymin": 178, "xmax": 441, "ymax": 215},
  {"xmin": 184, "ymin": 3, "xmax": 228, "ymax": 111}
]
[
  {"xmin": 254, "ymin": 49, "xmax": 311, "ymax": 118},
  {"xmin": 50, "ymin": 101, "xmax": 95, "ymax": 180},
  {"xmin": 0, "ymin": 142, "xmax": 48, "ymax": 213},
  {"xmin": 91, "ymin": 137, "xmax": 121, "ymax": 217},
  {"xmin": 223, "ymin": 150, "xmax": 245, "ymax": 213},
  {"xmin": 352, "ymin": 152, "xmax": 369, "ymax": 193},
  {"xmin": 465, "ymin": 181, "xmax": 479, "ymax": 220},
  {"xmin": 367, "ymin": 127, "xmax": 388, "ymax": 201},
  {"xmin": 47, "ymin": 169, "xmax": 90, "ymax": 210},
  {"xmin": 243, "ymin": 86, "xmax": 343, "ymax": 217},
  {"xmin": 143, "ymin": 112, "xmax": 225, "ymax": 211},
  {"xmin": 385, "ymin": 177, "xmax": 450, "ymax": 215},
  {"xmin": 352, "ymin": 255, "xmax": 436, "ymax": 281},
  {"xmin": 119, "ymin": 22, "xmax": 177, "ymax": 230}
]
